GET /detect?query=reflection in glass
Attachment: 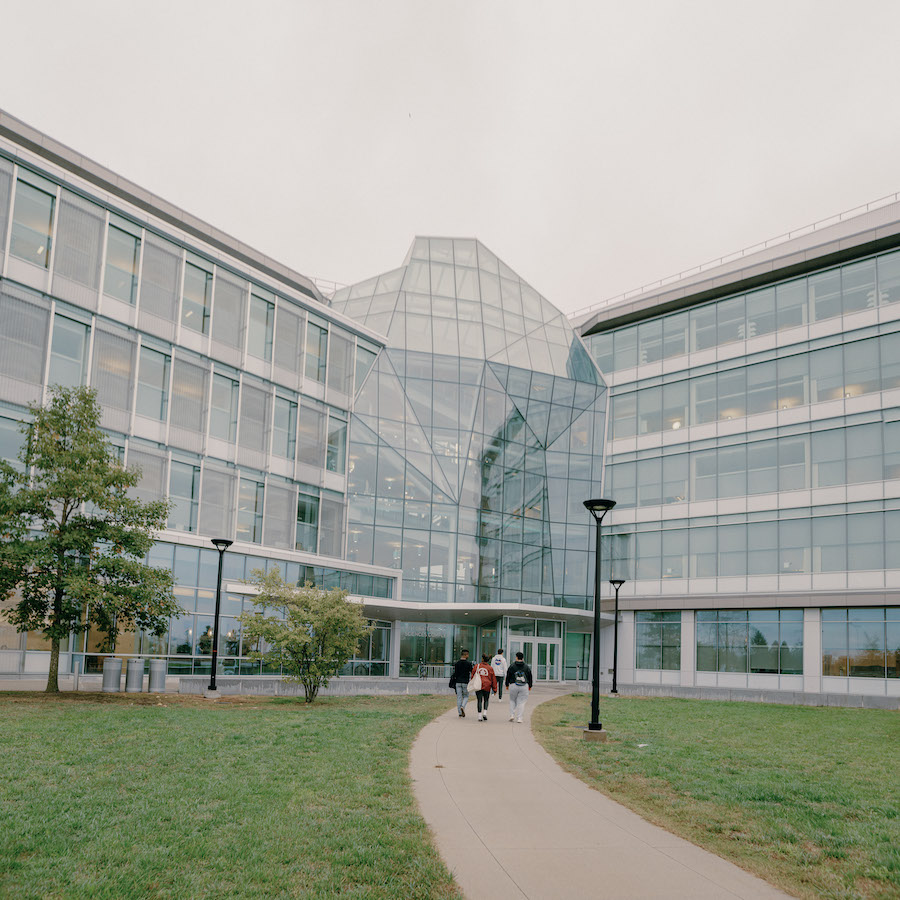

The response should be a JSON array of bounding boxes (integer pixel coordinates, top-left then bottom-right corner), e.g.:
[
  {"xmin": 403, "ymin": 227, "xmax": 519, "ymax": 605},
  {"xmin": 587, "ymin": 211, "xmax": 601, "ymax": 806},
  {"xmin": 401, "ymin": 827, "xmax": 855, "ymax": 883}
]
[{"xmin": 11, "ymin": 179, "xmax": 55, "ymax": 267}]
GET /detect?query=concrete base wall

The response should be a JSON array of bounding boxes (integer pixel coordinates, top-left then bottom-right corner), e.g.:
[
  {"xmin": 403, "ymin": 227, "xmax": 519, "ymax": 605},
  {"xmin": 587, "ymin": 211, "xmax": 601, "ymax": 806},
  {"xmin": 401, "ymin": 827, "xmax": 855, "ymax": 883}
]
[{"xmin": 177, "ymin": 676, "xmax": 453, "ymax": 698}]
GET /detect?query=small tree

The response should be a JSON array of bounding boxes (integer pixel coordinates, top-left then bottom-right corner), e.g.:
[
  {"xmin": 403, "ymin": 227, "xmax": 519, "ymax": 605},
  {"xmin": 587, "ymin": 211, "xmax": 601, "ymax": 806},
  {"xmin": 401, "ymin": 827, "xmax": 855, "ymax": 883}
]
[
  {"xmin": 239, "ymin": 567, "xmax": 372, "ymax": 702},
  {"xmin": 0, "ymin": 386, "xmax": 179, "ymax": 692}
]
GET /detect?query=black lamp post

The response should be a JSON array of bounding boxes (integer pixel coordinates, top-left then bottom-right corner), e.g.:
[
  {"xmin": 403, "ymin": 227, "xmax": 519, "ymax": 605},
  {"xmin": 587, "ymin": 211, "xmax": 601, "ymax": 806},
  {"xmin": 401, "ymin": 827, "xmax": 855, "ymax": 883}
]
[
  {"xmin": 609, "ymin": 579, "xmax": 625, "ymax": 694},
  {"xmin": 583, "ymin": 499, "xmax": 616, "ymax": 731},
  {"xmin": 208, "ymin": 538, "xmax": 233, "ymax": 695}
]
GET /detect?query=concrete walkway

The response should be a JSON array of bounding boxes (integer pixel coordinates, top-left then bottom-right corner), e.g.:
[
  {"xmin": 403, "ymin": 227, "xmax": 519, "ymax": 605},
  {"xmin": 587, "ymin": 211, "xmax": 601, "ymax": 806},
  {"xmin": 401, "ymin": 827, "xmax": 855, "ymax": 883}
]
[{"xmin": 410, "ymin": 687, "xmax": 792, "ymax": 900}]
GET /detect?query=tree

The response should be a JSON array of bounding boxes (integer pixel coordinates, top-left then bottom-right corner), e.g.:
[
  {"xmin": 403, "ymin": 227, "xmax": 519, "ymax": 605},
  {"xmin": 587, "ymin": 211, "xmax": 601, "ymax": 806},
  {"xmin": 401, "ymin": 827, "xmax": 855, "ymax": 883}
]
[
  {"xmin": 0, "ymin": 386, "xmax": 179, "ymax": 693},
  {"xmin": 239, "ymin": 567, "xmax": 372, "ymax": 702}
]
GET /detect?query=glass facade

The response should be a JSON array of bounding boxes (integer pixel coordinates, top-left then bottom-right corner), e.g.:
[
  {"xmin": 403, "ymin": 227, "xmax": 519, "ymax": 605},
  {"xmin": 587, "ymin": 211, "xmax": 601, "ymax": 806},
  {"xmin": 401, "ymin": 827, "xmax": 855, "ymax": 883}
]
[
  {"xmin": 332, "ymin": 237, "xmax": 607, "ymax": 609},
  {"xmin": 0, "ymin": 144, "xmax": 391, "ymax": 680}
]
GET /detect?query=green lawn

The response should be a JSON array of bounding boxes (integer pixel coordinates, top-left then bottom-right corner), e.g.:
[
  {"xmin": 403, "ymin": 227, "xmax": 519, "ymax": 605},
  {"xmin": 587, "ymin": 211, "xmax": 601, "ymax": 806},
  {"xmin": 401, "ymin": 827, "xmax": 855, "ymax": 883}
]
[
  {"xmin": 0, "ymin": 692, "xmax": 461, "ymax": 900},
  {"xmin": 532, "ymin": 694, "xmax": 900, "ymax": 900}
]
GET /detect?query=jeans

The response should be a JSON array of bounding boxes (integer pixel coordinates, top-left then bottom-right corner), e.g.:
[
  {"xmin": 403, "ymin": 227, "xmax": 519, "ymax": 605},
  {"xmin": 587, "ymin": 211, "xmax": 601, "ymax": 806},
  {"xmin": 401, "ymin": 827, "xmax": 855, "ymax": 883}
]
[
  {"xmin": 508, "ymin": 683, "xmax": 529, "ymax": 720},
  {"xmin": 455, "ymin": 683, "xmax": 469, "ymax": 712},
  {"xmin": 475, "ymin": 689, "xmax": 491, "ymax": 713},
  {"xmin": 493, "ymin": 676, "xmax": 504, "ymax": 700}
]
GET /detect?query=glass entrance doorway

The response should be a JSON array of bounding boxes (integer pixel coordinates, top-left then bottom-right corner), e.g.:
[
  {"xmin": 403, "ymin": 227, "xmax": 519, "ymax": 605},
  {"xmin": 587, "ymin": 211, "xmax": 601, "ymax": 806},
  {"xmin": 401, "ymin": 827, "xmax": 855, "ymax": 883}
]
[{"xmin": 508, "ymin": 638, "xmax": 561, "ymax": 681}]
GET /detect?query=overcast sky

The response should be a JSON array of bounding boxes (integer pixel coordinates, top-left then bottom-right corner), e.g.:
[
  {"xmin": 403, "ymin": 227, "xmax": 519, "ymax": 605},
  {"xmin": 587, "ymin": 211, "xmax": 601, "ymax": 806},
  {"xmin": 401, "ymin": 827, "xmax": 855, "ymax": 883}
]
[{"xmin": 2, "ymin": 0, "xmax": 899, "ymax": 315}]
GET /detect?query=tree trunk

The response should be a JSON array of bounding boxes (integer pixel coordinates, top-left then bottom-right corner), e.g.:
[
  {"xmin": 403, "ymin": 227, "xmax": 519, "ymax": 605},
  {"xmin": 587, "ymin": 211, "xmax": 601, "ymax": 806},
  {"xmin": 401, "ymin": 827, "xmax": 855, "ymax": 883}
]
[
  {"xmin": 46, "ymin": 581, "xmax": 64, "ymax": 693},
  {"xmin": 46, "ymin": 635, "xmax": 60, "ymax": 693}
]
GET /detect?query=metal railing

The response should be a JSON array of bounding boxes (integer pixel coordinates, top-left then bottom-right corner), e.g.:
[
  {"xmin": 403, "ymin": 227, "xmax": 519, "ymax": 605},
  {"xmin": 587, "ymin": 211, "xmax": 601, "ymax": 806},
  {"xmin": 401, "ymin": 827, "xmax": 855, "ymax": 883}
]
[{"xmin": 569, "ymin": 191, "xmax": 900, "ymax": 320}]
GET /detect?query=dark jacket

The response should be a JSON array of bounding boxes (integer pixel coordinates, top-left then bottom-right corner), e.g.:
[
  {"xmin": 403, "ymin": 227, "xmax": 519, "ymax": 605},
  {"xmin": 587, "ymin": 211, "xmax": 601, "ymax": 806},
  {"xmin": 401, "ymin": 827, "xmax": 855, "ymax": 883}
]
[
  {"xmin": 505, "ymin": 660, "xmax": 533, "ymax": 688},
  {"xmin": 452, "ymin": 657, "xmax": 473, "ymax": 684}
]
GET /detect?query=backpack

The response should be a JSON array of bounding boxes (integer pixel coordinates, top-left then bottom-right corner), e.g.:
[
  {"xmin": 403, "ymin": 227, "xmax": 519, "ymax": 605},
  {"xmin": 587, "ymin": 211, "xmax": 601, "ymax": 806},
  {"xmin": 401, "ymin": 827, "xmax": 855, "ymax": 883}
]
[{"xmin": 514, "ymin": 666, "xmax": 527, "ymax": 686}]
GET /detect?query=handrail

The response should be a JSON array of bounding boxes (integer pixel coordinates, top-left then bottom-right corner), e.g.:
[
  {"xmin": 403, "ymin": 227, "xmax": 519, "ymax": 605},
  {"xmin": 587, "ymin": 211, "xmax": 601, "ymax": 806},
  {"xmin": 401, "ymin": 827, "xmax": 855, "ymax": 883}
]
[{"xmin": 569, "ymin": 191, "xmax": 900, "ymax": 320}]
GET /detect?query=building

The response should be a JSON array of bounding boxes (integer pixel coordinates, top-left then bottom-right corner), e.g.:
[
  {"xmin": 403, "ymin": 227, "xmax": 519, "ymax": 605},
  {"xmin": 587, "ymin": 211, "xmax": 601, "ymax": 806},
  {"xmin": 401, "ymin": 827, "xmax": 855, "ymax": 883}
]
[
  {"xmin": 0, "ymin": 108, "xmax": 897, "ymax": 702},
  {"xmin": 577, "ymin": 198, "xmax": 900, "ymax": 703},
  {"xmin": 0, "ymin": 110, "xmax": 605, "ymax": 685}
]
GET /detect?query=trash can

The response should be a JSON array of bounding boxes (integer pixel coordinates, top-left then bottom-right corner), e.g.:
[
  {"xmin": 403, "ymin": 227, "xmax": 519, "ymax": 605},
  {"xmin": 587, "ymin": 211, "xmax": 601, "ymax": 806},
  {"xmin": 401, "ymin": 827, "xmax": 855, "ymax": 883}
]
[
  {"xmin": 148, "ymin": 659, "xmax": 167, "ymax": 693},
  {"xmin": 125, "ymin": 658, "xmax": 144, "ymax": 693},
  {"xmin": 101, "ymin": 657, "xmax": 122, "ymax": 693}
]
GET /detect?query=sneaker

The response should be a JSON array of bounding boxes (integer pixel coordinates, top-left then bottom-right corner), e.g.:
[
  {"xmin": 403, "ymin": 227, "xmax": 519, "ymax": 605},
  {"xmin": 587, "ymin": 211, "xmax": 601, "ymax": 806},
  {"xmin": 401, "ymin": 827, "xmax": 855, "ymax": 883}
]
[
  {"xmin": 483, "ymin": 714, "xmax": 487, "ymax": 721},
  {"xmin": 509, "ymin": 715, "xmax": 515, "ymax": 721},
  {"xmin": 477, "ymin": 713, "xmax": 483, "ymax": 721},
  {"xmin": 516, "ymin": 717, "xmax": 523, "ymax": 723},
  {"xmin": 460, "ymin": 708, "xmax": 465, "ymax": 717}
]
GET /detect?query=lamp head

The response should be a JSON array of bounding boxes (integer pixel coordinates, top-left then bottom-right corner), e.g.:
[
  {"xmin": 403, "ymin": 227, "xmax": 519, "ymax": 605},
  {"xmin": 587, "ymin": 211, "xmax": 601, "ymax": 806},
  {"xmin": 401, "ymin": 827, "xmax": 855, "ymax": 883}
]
[
  {"xmin": 583, "ymin": 498, "xmax": 616, "ymax": 522},
  {"xmin": 211, "ymin": 538, "xmax": 233, "ymax": 552},
  {"xmin": 609, "ymin": 579, "xmax": 625, "ymax": 590}
]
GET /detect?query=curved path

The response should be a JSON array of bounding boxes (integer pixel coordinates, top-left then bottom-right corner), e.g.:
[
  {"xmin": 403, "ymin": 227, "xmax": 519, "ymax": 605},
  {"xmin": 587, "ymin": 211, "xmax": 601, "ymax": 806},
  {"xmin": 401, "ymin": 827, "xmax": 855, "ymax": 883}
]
[{"xmin": 410, "ymin": 687, "xmax": 792, "ymax": 900}]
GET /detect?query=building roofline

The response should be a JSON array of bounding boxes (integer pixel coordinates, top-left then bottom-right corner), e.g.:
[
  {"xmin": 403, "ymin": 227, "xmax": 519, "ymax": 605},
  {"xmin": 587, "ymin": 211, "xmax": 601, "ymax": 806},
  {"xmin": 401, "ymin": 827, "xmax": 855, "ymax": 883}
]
[
  {"xmin": 0, "ymin": 107, "xmax": 326, "ymax": 307},
  {"xmin": 575, "ymin": 195, "xmax": 900, "ymax": 336}
]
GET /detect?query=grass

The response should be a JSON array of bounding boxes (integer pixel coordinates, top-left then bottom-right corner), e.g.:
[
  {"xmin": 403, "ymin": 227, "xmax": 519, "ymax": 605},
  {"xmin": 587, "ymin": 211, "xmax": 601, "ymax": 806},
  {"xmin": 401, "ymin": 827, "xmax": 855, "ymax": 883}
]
[
  {"xmin": 532, "ymin": 694, "xmax": 900, "ymax": 900},
  {"xmin": 0, "ymin": 692, "xmax": 462, "ymax": 900}
]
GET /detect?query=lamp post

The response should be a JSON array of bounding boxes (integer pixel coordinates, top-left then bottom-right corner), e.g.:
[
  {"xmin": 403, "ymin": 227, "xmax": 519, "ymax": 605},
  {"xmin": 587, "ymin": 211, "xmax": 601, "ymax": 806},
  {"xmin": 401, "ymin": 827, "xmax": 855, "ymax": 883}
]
[
  {"xmin": 206, "ymin": 538, "xmax": 233, "ymax": 697},
  {"xmin": 609, "ymin": 579, "xmax": 625, "ymax": 694},
  {"xmin": 583, "ymin": 498, "xmax": 616, "ymax": 737}
]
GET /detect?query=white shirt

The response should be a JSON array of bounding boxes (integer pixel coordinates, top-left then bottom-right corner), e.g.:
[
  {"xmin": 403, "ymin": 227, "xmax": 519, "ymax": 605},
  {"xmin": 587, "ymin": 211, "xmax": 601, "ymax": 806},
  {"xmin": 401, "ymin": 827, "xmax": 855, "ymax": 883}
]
[{"xmin": 490, "ymin": 654, "xmax": 508, "ymax": 677}]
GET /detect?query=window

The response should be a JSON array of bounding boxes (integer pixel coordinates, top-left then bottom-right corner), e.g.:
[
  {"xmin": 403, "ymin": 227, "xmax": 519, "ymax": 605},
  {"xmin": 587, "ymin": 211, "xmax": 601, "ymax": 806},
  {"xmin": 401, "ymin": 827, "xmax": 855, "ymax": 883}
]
[
  {"xmin": 588, "ymin": 333, "xmax": 614, "ymax": 372},
  {"xmin": 168, "ymin": 460, "xmax": 200, "ymax": 532},
  {"xmin": 298, "ymin": 400, "xmax": 327, "ymax": 467},
  {"xmin": 296, "ymin": 490, "xmax": 319, "ymax": 552},
  {"xmin": 776, "ymin": 279, "xmax": 808, "ymax": 330},
  {"xmin": 637, "ymin": 318, "xmax": 662, "ymax": 364},
  {"xmin": 104, "ymin": 224, "xmax": 140, "ymax": 304},
  {"xmin": 247, "ymin": 293, "xmax": 275, "ymax": 361},
  {"xmin": 717, "ymin": 296, "xmax": 745, "ymax": 345},
  {"xmin": 305, "ymin": 320, "xmax": 328, "ymax": 383},
  {"xmin": 613, "ymin": 326, "xmax": 637, "ymax": 369},
  {"xmin": 272, "ymin": 396, "xmax": 298, "ymax": 459},
  {"xmin": 10, "ymin": 177, "xmax": 55, "ymax": 268},
  {"xmin": 326, "ymin": 413, "xmax": 347, "ymax": 474},
  {"xmin": 327, "ymin": 332, "xmax": 354, "ymax": 394},
  {"xmin": 662, "ymin": 311, "xmax": 689, "ymax": 359},
  {"xmin": 822, "ymin": 608, "xmax": 900, "ymax": 679},
  {"xmin": 0, "ymin": 416, "xmax": 23, "ymax": 465},
  {"xmin": 690, "ymin": 304, "xmax": 716, "ymax": 351},
  {"xmin": 209, "ymin": 374, "xmax": 239, "ymax": 442},
  {"xmin": 809, "ymin": 270, "xmax": 842, "ymax": 322},
  {"xmin": 662, "ymin": 380, "xmax": 688, "ymax": 432},
  {"xmin": 697, "ymin": 609, "xmax": 803, "ymax": 674},
  {"xmin": 637, "ymin": 386, "xmax": 662, "ymax": 435},
  {"xmin": 745, "ymin": 287, "xmax": 776, "ymax": 338},
  {"xmin": 48, "ymin": 316, "xmax": 89, "ymax": 387},
  {"xmin": 610, "ymin": 392, "xmax": 636, "ymax": 440},
  {"xmin": 236, "ymin": 478, "xmax": 264, "ymax": 543},
  {"xmin": 635, "ymin": 611, "xmax": 681, "ymax": 670},
  {"xmin": 841, "ymin": 259, "xmax": 877, "ymax": 315},
  {"xmin": 136, "ymin": 346, "xmax": 170, "ymax": 420},
  {"xmin": 182, "ymin": 261, "xmax": 212, "ymax": 334}
]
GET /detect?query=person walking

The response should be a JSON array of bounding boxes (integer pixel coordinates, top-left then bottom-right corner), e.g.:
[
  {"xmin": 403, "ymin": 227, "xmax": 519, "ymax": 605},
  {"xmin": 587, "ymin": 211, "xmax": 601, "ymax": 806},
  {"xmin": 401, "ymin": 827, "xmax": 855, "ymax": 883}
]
[
  {"xmin": 452, "ymin": 649, "xmax": 473, "ymax": 717},
  {"xmin": 490, "ymin": 648, "xmax": 508, "ymax": 700},
  {"xmin": 505, "ymin": 651, "xmax": 533, "ymax": 723},
  {"xmin": 471, "ymin": 653, "xmax": 497, "ymax": 721}
]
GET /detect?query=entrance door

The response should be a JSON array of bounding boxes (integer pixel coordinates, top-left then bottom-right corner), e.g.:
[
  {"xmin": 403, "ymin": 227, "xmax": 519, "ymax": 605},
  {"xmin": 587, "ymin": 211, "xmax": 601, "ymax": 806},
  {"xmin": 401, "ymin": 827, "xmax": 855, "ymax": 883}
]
[{"xmin": 508, "ymin": 638, "xmax": 561, "ymax": 681}]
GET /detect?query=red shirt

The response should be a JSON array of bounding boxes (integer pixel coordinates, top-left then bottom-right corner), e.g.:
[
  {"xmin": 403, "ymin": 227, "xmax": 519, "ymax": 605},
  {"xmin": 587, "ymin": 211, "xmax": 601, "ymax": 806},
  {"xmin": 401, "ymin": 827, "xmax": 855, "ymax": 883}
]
[{"xmin": 471, "ymin": 662, "xmax": 497, "ymax": 692}]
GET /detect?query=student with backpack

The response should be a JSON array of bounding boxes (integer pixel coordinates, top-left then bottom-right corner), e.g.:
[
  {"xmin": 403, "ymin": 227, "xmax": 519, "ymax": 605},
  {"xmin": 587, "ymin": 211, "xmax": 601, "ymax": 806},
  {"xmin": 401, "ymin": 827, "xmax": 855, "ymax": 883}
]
[
  {"xmin": 451, "ymin": 649, "xmax": 474, "ymax": 717},
  {"xmin": 505, "ymin": 651, "xmax": 533, "ymax": 722}
]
